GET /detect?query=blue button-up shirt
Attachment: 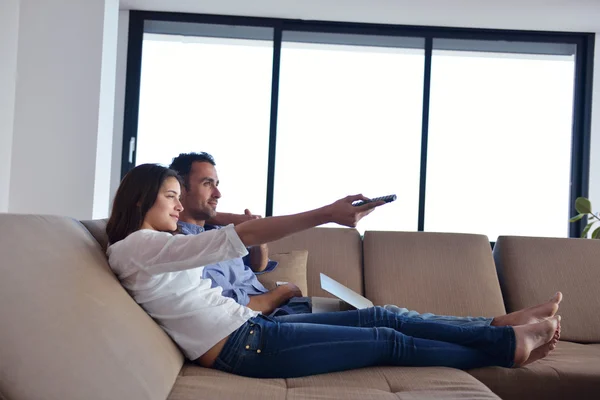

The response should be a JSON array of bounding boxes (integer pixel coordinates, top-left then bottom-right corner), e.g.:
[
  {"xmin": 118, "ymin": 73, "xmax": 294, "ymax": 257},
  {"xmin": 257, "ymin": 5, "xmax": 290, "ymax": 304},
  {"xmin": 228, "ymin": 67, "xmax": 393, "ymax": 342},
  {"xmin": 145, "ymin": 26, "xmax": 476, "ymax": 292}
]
[
  {"xmin": 178, "ymin": 221, "xmax": 277, "ymax": 305},
  {"xmin": 178, "ymin": 221, "xmax": 311, "ymax": 316}
]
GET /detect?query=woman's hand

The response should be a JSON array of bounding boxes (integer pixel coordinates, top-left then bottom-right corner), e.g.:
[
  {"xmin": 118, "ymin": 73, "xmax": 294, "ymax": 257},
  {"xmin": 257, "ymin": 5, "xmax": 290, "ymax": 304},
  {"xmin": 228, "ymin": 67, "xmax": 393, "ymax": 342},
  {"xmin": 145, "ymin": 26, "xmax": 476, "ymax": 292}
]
[
  {"xmin": 234, "ymin": 194, "xmax": 385, "ymax": 247},
  {"xmin": 324, "ymin": 194, "xmax": 385, "ymax": 228}
]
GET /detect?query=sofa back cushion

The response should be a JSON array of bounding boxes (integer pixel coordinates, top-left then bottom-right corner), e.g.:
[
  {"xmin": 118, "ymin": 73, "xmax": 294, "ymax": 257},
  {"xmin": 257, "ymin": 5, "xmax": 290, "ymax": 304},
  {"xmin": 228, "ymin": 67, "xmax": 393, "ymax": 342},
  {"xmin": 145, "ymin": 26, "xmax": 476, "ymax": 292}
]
[
  {"xmin": 363, "ymin": 231, "xmax": 506, "ymax": 318},
  {"xmin": 257, "ymin": 250, "xmax": 309, "ymax": 296},
  {"xmin": 0, "ymin": 214, "xmax": 183, "ymax": 400},
  {"xmin": 494, "ymin": 235, "xmax": 600, "ymax": 343},
  {"xmin": 268, "ymin": 227, "xmax": 364, "ymax": 297},
  {"xmin": 80, "ymin": 217, "xmax": 108, "ymax": 252}
]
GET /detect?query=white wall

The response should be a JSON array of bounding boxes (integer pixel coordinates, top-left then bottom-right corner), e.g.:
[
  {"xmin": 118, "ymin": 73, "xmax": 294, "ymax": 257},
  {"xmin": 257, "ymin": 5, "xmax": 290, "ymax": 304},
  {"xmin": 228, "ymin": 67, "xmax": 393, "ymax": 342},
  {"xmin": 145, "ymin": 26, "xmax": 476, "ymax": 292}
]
[
  {"xmin": 0, "ymin": 0, "xmax": 20, "ymax": 212},
  {"xmin": 117, "ymin": 0, "xmax": 600, "ymax": 210},
  {"xmin": 8, "ymin": 0, "xmax": 119, "ymax": 219}
]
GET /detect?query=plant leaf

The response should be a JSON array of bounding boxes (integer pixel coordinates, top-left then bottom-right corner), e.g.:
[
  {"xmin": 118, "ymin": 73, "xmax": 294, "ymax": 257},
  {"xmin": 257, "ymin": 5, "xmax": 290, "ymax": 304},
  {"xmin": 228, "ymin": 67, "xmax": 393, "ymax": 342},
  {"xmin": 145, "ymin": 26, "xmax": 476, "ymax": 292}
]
[
  {"xmin": 570, "ymin": 214, "xmax": 584, "ymax": 222},
  {"xmin": 582, "ymin": 222, "xmax": 593, "ymax": 238},
  {"xmin": 592, "ymin": 226, "xmax": 600, "ymax": 239},
  {"xmin": 575, "ymin": 197, "xmax": 593, "ymax": 214}
]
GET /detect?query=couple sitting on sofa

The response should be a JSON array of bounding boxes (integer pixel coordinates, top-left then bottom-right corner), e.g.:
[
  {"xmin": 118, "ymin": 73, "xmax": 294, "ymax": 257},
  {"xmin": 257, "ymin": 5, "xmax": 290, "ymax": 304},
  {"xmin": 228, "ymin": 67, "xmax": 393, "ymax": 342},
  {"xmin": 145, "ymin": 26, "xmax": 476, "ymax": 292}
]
[{"xmin": 106, "ymin": 151, "xmax": 563, "ymax": 379}]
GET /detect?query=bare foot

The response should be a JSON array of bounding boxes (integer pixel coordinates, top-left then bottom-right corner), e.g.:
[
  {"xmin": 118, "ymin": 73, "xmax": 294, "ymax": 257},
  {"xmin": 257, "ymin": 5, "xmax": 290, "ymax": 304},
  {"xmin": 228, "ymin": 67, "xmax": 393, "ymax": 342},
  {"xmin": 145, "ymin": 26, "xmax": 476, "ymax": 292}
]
[
  {"xmin": 492, "ymin": 292, "xmax": 562, "ymax": 327},
  {"xmin": 522, "ymin": 316, "xmax": 561, "ymax": 366},
  {"xmin": 512, "ymin": 316, "xmax": 559, "ymax": 367},
  {"xmin": 552, "ymin": 314, "xmax": 561, "ymax": 343}
]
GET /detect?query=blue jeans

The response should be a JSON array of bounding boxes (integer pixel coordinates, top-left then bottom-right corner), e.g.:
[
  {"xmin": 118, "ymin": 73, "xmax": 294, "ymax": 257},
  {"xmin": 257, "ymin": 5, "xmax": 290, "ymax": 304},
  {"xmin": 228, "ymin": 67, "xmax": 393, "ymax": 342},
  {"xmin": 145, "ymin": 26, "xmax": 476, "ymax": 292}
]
[
  {"xmin": 382, "ymin": 304, "xmax": 494, "ymax": 327},
  {"xmin": 212, "ymin": 306, "xmax": 515, "ymax": 378}
]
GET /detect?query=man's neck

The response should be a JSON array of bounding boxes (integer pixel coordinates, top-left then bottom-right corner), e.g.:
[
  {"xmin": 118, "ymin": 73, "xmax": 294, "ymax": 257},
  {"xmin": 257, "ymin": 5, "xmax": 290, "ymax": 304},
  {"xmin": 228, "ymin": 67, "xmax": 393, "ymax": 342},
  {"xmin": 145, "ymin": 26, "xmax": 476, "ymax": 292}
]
[{"xmin": 179, "ymin": 214, "xmax": 206, "ymax": 227}]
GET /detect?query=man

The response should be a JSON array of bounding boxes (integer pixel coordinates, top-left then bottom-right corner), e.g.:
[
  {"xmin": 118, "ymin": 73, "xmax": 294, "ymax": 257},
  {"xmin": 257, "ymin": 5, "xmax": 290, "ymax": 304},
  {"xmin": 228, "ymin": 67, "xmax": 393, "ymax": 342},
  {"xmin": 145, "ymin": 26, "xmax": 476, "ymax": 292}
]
[
  {"xmin": 169, "ymin": 152, "xmax": 309, "ymax": 316},
  {"xmin": 169, "ymin": 152, "xmax": 562, "ymax": 328}
]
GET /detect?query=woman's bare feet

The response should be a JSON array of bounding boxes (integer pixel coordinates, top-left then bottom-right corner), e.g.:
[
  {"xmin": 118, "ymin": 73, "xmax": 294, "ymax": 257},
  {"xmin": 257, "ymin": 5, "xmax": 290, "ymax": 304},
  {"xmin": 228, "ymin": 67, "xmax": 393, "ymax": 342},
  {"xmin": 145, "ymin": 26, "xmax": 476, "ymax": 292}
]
[
  {"xmin": 521, "ymin": 316, "xmax": 561, "ymax": 366},
  {"xmin": 492, "ymin": 292, "xmax": 562, "ymax": 327},
  {"xmin": 512, "ymin": 316, "xmax": 559, "ymax": 367}
]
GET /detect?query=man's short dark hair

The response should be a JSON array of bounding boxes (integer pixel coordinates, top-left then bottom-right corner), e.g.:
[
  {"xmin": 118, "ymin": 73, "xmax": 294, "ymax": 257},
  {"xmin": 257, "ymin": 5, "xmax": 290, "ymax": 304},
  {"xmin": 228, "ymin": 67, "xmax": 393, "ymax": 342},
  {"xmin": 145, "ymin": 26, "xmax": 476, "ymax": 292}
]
[{"xmin": 169, "ymin": 152, "xmax": 216, "ymax": 189}]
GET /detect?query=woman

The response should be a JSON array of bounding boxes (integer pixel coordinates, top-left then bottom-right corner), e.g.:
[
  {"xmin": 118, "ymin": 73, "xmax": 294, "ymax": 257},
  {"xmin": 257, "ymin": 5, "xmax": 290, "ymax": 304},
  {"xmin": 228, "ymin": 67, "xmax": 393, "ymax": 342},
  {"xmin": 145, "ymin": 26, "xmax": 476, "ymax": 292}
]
[{"xmin": 106, "ymin": 164, "xmax": 560, "ymax": 379}]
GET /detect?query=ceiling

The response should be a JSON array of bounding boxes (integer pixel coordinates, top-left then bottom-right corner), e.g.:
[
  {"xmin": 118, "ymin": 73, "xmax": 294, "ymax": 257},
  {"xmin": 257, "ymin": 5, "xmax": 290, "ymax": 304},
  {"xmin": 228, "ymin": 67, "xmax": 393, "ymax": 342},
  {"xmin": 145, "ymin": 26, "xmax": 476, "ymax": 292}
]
[{"xmin": 118, "ymin": 0, "xmax": 600, "ymax": 32}]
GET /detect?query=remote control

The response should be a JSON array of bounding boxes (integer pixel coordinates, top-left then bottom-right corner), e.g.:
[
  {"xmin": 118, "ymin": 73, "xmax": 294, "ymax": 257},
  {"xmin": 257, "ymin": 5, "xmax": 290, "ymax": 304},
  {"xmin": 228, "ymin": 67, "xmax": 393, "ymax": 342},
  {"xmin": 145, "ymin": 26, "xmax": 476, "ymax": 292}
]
[{"xmin": 352, "ymin": 194, "xmax": 397, "ymax": 207}]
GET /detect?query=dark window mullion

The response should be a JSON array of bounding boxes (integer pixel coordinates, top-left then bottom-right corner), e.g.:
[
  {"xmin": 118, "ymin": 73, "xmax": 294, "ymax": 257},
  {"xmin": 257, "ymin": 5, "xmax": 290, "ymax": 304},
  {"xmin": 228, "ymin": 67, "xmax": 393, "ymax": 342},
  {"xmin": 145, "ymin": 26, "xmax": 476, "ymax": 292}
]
[
  {"xmin": 417, "ymin": 37, "xmax": 433, "ymax": 231},
  {"xmin": 120, "ymin": 12, "xmax": 145, "ymax": 178},
  {"xmin": 265, "ymin": 27, "xmax": 283, "ymax": 217},
  {"xmin": 568, "ymin": 35, "xmax": 595, "ymax": 237}
]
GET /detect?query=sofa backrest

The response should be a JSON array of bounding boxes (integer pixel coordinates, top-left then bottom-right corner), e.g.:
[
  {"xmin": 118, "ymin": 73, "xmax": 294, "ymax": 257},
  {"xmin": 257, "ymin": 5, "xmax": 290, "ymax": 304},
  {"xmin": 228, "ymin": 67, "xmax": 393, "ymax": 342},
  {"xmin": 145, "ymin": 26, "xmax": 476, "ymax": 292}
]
[
  {"xmin": 81, "ymin": 218, "xmax": 108, "ymax": 252},
  {"xmin": 494, "ymin": 235, "xmax": 600, "ymax": 343},
  {"xmin": 0, "ymin": 214, "xmax": 183, "ymax": 400},
  {"xmin": 268, "ymin": 227, "xmax": 364, "ymax": 297},
  {"xmin": 363, "ymin": 231, "xmax": 506, "ymax": 318}
]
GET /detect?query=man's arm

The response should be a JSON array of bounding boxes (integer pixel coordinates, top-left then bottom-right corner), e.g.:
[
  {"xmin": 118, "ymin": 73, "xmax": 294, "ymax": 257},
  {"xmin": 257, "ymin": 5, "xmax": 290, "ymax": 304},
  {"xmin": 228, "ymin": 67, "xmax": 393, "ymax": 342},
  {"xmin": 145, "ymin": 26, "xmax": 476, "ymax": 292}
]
[
  {"xmin": 248, "ymin": 244, "xmax": 269, "ymax": 272},
  {"xmin": 210, "ymin": 209, "xmax": 269, "ymax": 271},
  {"xmin": 246, "ymin": 283, "xmax": 302, "ymax": 315},
  {"xmin": 207, "ymin": 211, "xmax": 259, "ymax": 226}
]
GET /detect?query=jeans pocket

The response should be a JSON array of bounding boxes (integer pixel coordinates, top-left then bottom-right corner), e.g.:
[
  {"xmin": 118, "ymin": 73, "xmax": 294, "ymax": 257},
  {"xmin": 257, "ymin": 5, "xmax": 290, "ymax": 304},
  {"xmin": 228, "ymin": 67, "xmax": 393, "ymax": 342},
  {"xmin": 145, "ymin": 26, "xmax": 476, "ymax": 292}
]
[{"xmin": 244, "ymin": 320, "xmax": 263, "ymax": 354}]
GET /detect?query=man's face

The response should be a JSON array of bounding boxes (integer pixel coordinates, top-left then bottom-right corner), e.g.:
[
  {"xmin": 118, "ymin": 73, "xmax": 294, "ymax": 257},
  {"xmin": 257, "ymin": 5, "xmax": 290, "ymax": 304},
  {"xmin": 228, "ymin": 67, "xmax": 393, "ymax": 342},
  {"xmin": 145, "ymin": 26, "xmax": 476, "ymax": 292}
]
[{"xmin": 181, "ymin": 161, "xmax": 221, "ymax": 221}]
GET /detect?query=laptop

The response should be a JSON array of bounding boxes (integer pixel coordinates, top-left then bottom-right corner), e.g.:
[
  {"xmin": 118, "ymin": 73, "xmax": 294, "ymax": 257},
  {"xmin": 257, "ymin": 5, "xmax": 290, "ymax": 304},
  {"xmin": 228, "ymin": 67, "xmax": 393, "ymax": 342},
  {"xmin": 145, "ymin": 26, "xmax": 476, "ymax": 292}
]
[{"xmin": 319, "ymin": 273, "xmax": 374, "ymax": 310}]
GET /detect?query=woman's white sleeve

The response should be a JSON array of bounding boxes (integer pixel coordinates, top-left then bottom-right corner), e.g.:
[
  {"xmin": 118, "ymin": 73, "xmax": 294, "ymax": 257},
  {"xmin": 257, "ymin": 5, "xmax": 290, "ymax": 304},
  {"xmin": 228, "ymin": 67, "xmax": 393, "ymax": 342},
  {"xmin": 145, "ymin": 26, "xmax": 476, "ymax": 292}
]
[{"xmin": 132, "ymin": 225, "xmax": 248, "ymax": 275}]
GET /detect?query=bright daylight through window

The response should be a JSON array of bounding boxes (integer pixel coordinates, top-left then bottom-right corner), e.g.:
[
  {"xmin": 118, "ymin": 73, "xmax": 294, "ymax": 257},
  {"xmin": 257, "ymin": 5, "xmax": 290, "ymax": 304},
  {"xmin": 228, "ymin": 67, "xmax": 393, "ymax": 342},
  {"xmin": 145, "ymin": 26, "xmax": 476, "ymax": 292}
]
[{"xmin": 134, "ymin": 25, "xmax": 580, "ymax": 239}]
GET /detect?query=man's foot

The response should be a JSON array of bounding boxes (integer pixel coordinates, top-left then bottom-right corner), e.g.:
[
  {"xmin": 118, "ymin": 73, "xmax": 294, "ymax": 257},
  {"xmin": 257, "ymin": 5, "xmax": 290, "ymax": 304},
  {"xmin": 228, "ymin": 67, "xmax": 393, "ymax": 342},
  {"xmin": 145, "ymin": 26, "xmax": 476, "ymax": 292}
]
[
  {"xmin": 521, "ymin": 316, "xmax": 561, "ymax": 366},
  {"xmin": 512, "ymin": 316, "xmax": 559, "ymax": 367},
  {"xmin": 492, "ymin": 292, "xmax": 562, "ymax": 327}
]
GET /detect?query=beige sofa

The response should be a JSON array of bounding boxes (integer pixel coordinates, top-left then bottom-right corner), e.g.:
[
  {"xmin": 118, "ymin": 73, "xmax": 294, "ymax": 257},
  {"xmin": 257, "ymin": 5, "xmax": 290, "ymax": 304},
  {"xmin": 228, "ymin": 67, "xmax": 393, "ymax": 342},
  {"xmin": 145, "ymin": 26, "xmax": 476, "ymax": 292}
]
[{"xmin": 1, "ymin": 214, "xmax": 599, "ymax": 400}]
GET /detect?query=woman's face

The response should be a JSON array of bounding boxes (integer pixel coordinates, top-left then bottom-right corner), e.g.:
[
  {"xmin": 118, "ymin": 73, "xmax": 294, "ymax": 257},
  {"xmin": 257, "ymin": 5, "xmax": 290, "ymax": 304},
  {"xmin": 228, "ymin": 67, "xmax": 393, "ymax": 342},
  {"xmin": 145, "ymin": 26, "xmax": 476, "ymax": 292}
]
[{"xmin": 141, "ymin": 177, "xmax": 184, "ymax": 232}]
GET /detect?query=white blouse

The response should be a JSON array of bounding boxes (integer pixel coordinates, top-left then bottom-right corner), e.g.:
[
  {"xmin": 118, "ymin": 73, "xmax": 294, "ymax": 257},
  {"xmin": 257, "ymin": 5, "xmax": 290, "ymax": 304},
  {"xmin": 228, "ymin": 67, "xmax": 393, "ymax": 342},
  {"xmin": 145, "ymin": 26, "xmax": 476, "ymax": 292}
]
[{"xmin": 106, "ymin": 224, "xmax": 259, "ymax": 360}]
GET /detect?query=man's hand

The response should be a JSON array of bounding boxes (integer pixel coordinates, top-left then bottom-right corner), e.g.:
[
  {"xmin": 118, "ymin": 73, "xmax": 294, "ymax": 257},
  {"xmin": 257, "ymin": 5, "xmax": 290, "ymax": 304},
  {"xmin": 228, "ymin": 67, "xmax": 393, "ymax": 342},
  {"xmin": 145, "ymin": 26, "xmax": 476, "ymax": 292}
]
[
  {"xmin": 283, "ymin": 282, "xmax": 303, "ymax": 298},
  {"xmin": 207, "ymin": 209, "xmax": 262, "ymax": 226},
  {"xmin": 246, "ymin": 284, "xmax": 301, "ymax": 314},
  {"xmin": 244, "ymin": 209, "xmax": 269, "ymax": 272},
  {"xmin": 243, "ymin": 209, "xmax": 261, "ymax": 222},
  {"xmin": 325, "ymin": 194, "xmax": 385, "ymax": 228}
]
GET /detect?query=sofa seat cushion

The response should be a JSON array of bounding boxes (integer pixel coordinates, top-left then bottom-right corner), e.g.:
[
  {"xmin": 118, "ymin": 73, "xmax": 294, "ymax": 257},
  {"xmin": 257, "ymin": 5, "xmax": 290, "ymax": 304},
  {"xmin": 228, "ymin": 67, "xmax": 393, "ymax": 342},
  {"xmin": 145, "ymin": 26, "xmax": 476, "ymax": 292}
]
[
  {"xmin": 468, "ymin": 341, "xmax": 600, "ymax": 400},
  {"xmin": 168, "ymin": 364, "xmax": 499, "ymax": 399}
]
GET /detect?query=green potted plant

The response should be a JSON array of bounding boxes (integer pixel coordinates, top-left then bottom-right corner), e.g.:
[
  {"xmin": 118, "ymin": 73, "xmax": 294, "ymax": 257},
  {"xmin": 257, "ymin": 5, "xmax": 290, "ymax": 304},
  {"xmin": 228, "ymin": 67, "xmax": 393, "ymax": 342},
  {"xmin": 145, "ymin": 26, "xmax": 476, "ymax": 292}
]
[{"xmin": 570, "ymin": 197, "xmax": 600, "ymax": 239}]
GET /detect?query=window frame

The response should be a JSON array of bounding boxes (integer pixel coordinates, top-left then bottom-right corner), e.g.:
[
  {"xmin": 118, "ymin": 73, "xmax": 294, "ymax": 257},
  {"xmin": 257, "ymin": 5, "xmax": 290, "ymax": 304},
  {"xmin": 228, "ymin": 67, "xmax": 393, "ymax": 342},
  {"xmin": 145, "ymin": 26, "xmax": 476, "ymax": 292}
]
[{"xmin": 122, "ymin": 11, "xmax": 595, "ymax": 238}]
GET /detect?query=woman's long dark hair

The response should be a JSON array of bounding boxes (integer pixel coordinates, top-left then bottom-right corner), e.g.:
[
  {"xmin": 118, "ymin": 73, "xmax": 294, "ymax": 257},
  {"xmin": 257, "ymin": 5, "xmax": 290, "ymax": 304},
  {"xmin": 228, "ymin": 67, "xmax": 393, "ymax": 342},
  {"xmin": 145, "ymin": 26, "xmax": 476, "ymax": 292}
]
[{"xmin": 106, "ymin": 164, "xmax": 183, "ymax": 245}]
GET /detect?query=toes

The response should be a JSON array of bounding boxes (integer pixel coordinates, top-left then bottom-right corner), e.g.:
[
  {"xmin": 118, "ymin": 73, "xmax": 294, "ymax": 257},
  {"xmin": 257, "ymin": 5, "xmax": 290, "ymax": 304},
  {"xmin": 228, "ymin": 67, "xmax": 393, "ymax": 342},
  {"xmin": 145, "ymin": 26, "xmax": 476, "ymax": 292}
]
[{"xmin": 551, "ymin": 292, "xmax": 563, "ymax": 304}]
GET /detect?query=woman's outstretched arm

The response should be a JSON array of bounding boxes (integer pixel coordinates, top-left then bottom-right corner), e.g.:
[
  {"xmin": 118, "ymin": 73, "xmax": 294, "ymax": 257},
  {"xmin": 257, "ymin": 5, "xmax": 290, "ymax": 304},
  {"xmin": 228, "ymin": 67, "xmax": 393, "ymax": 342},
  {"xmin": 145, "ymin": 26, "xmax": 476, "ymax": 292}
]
[{"xmin": 234, "ymin": 194, "xmax": 383, "ymax": 247}]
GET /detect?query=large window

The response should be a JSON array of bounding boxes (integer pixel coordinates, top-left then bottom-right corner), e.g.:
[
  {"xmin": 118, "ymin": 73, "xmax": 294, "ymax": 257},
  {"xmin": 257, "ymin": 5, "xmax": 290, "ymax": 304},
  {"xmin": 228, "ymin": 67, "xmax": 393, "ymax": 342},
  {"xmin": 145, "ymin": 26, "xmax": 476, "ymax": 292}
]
[
  {"xmin": 425, "ymin": 40, "xmax": 576, "ymax": 239},
  {"xmin": 273, "ymin": 33, "xmax": 424, "ymax": 232},
  {"xmin": 124, "ymin": 13, "xmax": 594, "ymax": 239},
  {"xmin": 136, "ymin": 26, "xmax": 273, "ymax": 214}
]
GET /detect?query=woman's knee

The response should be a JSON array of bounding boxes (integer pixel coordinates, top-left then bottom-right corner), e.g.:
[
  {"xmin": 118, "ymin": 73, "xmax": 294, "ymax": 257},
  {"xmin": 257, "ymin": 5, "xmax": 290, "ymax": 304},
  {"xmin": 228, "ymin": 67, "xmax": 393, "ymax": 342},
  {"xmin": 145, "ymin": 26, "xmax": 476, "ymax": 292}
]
[
  {"xmin": 373, "ymin": 326, "xmax": 406, "ymax": 344},
  {"xmin": 360, "ymin": 306, "xmax": 399, "ymax": 325},
  {"xmin": 371, "ymin": 306, "xmax": 387, "ymax": 316},
  {"xmin": 374, "ymin": 305, "xmax": 399, "ymax": 320}
]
